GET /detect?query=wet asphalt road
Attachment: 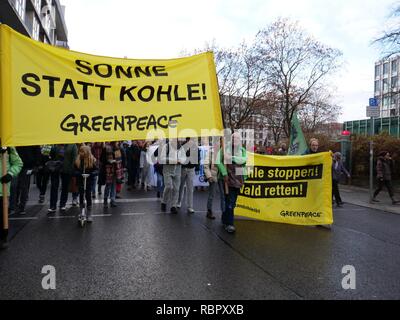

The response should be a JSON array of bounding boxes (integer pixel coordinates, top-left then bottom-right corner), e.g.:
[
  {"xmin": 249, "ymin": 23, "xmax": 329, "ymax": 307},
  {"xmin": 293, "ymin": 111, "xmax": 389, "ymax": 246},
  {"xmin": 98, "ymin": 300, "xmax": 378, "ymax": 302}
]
[{"xmin": 1, "ymin": 187, "xmax": 400, "ymax": 300}]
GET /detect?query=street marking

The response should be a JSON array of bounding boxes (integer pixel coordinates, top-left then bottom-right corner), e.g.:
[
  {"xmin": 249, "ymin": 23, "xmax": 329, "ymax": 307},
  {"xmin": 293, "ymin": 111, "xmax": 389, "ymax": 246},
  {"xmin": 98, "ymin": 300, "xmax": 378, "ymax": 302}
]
[
  {"xmin": 92, "ymin": 198, "xmax": 159, "ymax": 204},
  {"xmin": 9, "ymin": 217, "xmax": 38, "ymax": 221},
  {"xmin": 47, "ymin": 214, "xmax": 112, "ymax": 219},
  {"xmin": 47, "ymin": 216, "xmax": 75, "ymax": 219},
  {"xmin": 121, "ymin": 212, "xmax": 147, "ymax": 216}
]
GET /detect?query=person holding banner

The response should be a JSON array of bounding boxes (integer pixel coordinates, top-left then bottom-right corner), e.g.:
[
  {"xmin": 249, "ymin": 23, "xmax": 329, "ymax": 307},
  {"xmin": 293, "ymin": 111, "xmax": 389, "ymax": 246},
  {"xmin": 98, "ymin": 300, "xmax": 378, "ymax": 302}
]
[
  {"xmin": 178, "ymin": 138, "xmax": 200, "ymax": 214},
  {"xmin": 1, "ymin": 147, "xmax": 23, "ymax": 250},
  {"xmin": 217, "ymin": 132, "xmax": 247, "ymax": 233},
  {"xmin": 204, "ymin": 138, "xmax": 225, "ymax": 220},
  {"xmin": 160, "ymin": 139, "xmax": 186, "ymax": 214},
  {"xmin": 302, "ymin": 138, "xmax": 319, "ymax": 155}
]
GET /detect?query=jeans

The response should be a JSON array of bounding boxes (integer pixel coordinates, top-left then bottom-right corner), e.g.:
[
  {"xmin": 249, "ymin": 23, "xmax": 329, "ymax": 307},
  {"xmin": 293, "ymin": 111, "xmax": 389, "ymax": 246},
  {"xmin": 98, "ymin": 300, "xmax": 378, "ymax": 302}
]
[
  {"xmin": 60, "ymin": 173, "xmax": 78, "ymax": 208},
  {"xmin": 104, "ymin": 183, "xmax": 116, "ymax": 202},
  {"xmin": 15, "ymin": 169, "xmax": 32, "ymax": 210},
  {"xmin": 49, "ymin": 172, "xmax": 60, "ymax": 209},
  {"xmin": 91, "ymin": 175, "xmax": 98, "ymax": 195},
  {"xmin": 332, "ymin": 179, "xmax": 342, "ymax": 205},
  {"xmin": 156, "ymin": 172, "xmax": 164, "ymax": 193},
  {"xmin": 374, "ymin": 179, "xmax": 394, "ymax": 198},
  {"xmin": 222, "ymin": 187, "xmax": 240, "ymax": 226},
  {"xmin": 79, "ymin": 176, "xmax": 93, "ymax": 208},
  {"xmin": 207, "ymin": 179, "xmax": 225, "ymax": 212},
  {"xmin": 36, "ymin": 169, "xmax": 49, "ymax": 196}
]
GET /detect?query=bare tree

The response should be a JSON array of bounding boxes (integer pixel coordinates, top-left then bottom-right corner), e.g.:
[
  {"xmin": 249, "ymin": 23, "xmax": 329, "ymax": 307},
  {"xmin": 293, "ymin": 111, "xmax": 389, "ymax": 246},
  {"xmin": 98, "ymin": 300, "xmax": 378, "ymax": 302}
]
[
  {"xmin": 187, "ymin": 42, "xmax": 269, "ymax": 129},
  {"xmin": 298, "ymin": 87, "xmax": 342, "ymax": 134},
  {"xmin": 373, "ymin": 4, "xmax": 400, "ymax": 58},
  {"xmin": 255, "ymin": 18, "xmax": 343, "ymax": 138}
]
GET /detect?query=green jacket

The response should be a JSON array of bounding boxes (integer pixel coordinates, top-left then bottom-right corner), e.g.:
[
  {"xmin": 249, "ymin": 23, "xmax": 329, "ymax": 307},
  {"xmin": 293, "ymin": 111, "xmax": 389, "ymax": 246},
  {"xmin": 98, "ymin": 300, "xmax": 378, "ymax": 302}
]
[
  {"xmin": 0, "ymin": 147, "xmax": 23, "ymax": 197},
  {"xmin": 216, "ymin": 146, "xmax": 247, "ymax": 188}
]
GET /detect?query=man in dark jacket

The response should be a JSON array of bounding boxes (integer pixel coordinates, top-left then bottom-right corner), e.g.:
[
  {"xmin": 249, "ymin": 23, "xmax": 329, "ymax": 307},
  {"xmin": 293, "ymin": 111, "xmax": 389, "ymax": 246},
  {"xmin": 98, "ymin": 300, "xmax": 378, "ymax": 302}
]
[
  {"xmin": 372, "ymin": 151, "xmax": 400, "ymax": 205},
  {"xmin": 12, "ymin": 146, "xmax": 41, "ymax": 214},
  {"xmin": 59, "ymin": 144, "xmax": 78, "ymax": 211}
]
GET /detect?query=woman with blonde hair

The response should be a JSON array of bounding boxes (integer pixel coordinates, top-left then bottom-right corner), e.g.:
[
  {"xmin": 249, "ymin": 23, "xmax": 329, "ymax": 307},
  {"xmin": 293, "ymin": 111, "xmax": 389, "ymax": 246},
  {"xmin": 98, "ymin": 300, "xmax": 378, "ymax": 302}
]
[{"xmin": 74, "ymin": 145, "xmax": 98, "ymax": 221}]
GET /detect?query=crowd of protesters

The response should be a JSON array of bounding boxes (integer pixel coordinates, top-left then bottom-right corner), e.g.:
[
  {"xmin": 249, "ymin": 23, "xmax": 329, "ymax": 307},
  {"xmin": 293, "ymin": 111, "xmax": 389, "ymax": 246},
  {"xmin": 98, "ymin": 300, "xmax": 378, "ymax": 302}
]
[
  {"xmin": 4, "ymin": 135, "xmax": 397, "ymax": 250},
  {"xmin": 0, "ymin": 135, "xmax": 249, "ymax": 249}
]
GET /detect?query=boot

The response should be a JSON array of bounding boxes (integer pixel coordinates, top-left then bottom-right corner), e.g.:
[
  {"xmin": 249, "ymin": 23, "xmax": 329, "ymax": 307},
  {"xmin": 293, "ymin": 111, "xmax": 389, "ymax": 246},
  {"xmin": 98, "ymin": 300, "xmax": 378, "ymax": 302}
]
[{"xmin": 206, "ymin": 209, "xmax": 216, "ymax": 220}]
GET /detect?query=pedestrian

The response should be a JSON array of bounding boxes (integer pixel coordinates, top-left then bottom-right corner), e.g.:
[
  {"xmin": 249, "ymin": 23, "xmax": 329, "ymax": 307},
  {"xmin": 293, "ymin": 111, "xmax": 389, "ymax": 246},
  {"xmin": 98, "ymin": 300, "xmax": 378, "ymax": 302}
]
[
  {"xmin": 47, "ymin": 144, "xmax": 65, "ymax": 213},
  {"xmin": 0, "ymin": 147, "xmax": 23, "ymax": 250},
  {"xmin": 277, "ymin": 143, "xmax": 287, "ymax": 155},
  {"xmin": 58, "ymin": 144, "xmax": 79, "ymax": 212},
  {"xmin": 36, "ymin": 145, "xmax": 52, "ymax": 203},
  {"xmin": 127, "ymin": 141, "xmax": 141, "ymax": 190},
  {"xmin": 332, "ymin": 152, "xmax": 350, "ymax": 207},
  {"xmin": 372, "ymin": 151, "xmax": 400, "ymax": 205},
  {"xmin": 217, "ymin": 132, "xmax": 247, "ymax": 233},
  {"xmin": 101, "ymin": 145, "xmax": 118, "ymax": 208},
  {"xmin": 303, "ymin": 138, "xmax": 319, "ymax": 155},
  {"xmin": 74, "ymin": 145, "xmax": 98, "ymax": 222},
  {"xmin": 178, "ymin": 137, "xmax": 199, "ymax": 214},
  {"xmin": 90, "ymin": 142, "xmax": 103, "ymax": 197},
  {"xmin": 140, "ymin": 142, "xmax": 152, "ymax": 191},
  {"xmin": 203, "ymin": 137, "xmax": 225, "ymax": 219},
  {"xmin": 12, "ymin": 146, "xmax": 41, "ymax": 214},
  {"xmin": 111, "ymin": 142, "xmax": 125, "ymax": 199},
  {"xmin": 160, "ymin": 139, "xmax": 185, "ymax": 214}
]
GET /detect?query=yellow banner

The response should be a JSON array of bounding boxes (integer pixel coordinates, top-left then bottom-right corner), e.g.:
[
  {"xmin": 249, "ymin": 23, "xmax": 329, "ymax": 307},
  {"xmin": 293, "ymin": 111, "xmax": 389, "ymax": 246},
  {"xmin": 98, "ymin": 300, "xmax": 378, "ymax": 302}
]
[
  {"xmin": 0, "ymin": 24, "xmax": 223, "ymax": 146},
  {"xmin": 236, "ymin": 152, "xmax": 333, "ymax": 225}
]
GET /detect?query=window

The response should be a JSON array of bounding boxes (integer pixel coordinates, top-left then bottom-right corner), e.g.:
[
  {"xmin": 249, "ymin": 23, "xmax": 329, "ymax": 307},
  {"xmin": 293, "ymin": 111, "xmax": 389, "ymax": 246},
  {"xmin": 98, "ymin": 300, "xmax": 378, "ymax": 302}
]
[
  {"xmin": 383, "ymin": 62, "xmax": 390, "ymax": 75},
  {"xmin": 383, "ymin": 78, "xmax": 389, "ymax": 91},
  {"xmin": 392, "ymin": 60, "xmax": 398, "ymax": 74},
  {"xmin": 32, "ymin": 16, "xmax": 40, "ymax": 40},
  {"xmin": 375, "ymin": 64, "xmax": 381, "ymax": 77},
  {"xmin": 392, "ymin": 76, "xmax": 398, "ymax": 89},
  {"xmin": 390, "ymin": 109, "xmax": 397, "ymax": 116},
  {"xmin": 33, "ymin": 0, "xmax": 41, "ymax": 12},
  {"xmin": 375, "ymin": 80, "xmax": 381, "ymax": 92},
  {"xmin": 391, "ymin": 94, "xmax": 398, "ymax": 105},
  {"xmin": 14, "ymin": 0, "xmax": 26, "ymax": 19},
  {"xmin": 383, "ymin": 94, "xmax": 390, "ymax": 107}
]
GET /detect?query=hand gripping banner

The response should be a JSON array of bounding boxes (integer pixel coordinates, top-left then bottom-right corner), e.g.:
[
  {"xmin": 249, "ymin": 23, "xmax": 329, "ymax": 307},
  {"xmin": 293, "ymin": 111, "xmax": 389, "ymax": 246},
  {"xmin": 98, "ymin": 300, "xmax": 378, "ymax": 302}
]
[
  {"xmin": 236, "ymin": 152, "xmax": 333, "ymax": 226},
  {"xmin": 0, "ymin": 24, "xmax": 223, "ymax": 146}
]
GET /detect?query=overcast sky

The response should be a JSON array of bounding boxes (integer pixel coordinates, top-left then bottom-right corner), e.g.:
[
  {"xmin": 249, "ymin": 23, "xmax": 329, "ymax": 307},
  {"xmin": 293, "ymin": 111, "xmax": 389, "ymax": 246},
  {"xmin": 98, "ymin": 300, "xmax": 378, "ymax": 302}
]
[{"xmin": 60, "ymin": 0, "xmax": 398, "ymax": 122}]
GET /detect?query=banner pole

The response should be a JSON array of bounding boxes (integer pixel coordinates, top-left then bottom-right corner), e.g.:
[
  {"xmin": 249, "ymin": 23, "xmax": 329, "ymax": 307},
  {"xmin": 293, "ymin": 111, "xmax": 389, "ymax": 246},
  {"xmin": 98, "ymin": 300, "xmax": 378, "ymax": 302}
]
[{"xmin": 2, "ymin": 147, "xmax": 9, "ymax": 232}]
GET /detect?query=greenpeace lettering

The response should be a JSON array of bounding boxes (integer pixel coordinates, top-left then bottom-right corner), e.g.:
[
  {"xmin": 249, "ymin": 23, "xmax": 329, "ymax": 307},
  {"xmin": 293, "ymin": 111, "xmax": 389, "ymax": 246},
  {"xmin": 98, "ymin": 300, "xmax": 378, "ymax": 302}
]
[
  {"xmin": 0, "ymin": 24, "xmax": 223, "ymax": 146},
  {"xmin": 235, "ymin": 152, "xmax": 333, "ymax": 226},
  {"xmin": 60, "ymin": 114, "xmax": 183, "ymax": 136}
]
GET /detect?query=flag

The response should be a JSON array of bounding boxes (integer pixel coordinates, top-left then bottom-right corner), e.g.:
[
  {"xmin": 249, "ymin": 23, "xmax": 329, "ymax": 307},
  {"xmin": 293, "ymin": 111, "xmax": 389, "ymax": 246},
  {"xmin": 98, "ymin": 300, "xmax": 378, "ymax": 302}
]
[{"xmin": 287, "ymin": 111, "xmax": 307, "ymax": 155}]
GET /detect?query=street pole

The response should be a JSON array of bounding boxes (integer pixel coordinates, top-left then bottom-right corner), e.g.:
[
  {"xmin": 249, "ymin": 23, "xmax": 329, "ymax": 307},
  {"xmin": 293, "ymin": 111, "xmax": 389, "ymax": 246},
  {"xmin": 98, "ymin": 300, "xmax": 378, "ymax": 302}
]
[{"xmin": 369, "ymin": 116, "xmax": 374, "ymax": 202}]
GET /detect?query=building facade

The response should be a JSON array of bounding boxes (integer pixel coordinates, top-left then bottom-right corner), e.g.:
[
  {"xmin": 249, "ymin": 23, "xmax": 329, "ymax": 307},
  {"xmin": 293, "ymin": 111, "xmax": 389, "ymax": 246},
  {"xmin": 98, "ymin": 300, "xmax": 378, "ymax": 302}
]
[
  {"xmin": 374, "ymin": 56, "xmax": 400, "ymax": 117},
  {"xmin": 0, "ymin": 0, "xmax": 68, "ymax": 47}
]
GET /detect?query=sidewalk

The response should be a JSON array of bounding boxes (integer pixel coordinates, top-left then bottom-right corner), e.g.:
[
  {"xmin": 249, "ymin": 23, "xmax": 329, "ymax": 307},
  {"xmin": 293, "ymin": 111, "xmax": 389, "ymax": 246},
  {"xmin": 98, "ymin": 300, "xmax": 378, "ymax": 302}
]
[{"xmin": 340, "ymin": 184, "xmax": 400, "ymax": 215}]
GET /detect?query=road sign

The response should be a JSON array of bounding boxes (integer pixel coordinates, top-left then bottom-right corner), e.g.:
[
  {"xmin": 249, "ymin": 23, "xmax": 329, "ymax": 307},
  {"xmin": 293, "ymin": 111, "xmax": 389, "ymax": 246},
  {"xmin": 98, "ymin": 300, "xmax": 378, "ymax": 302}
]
[
  {"xmin": 366, "ymin": 106, "xmax": 380, "ymax": 118},
  {"xmin": 369, "ymin": 98, "xmax": 378, "ymax": 107}
]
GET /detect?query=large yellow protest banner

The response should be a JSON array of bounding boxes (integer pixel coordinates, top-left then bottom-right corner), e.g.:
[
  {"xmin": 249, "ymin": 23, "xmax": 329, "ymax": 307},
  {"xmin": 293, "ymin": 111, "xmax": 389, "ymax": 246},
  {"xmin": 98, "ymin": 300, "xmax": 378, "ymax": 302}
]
[
  {"xmin": 0, "ymin": 24, "xmax": 223, "ymax": 146},
  {"xmin": 235, "ymin": 152, "xmax": 333, "ymax": 226}
]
